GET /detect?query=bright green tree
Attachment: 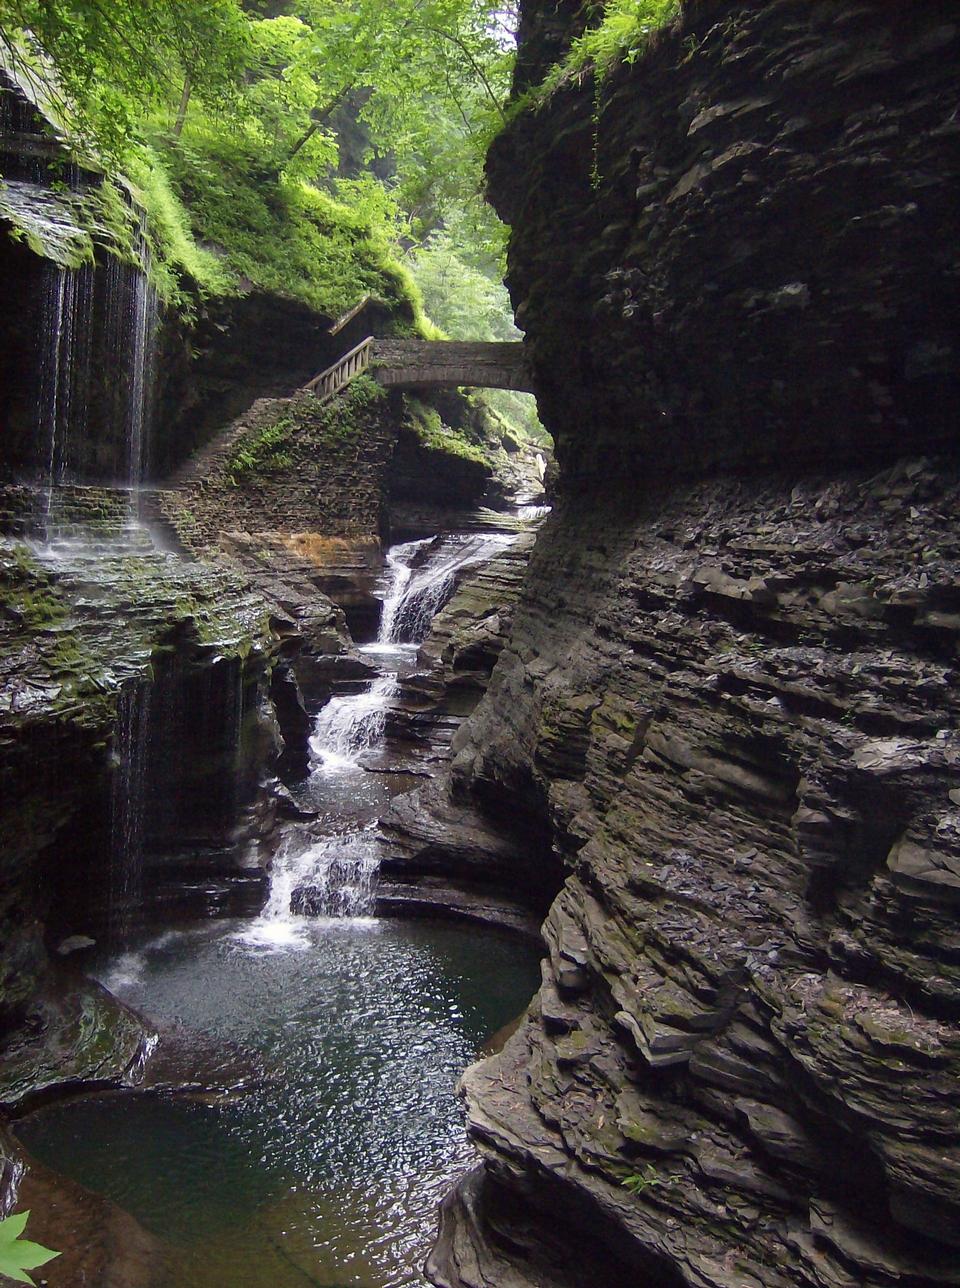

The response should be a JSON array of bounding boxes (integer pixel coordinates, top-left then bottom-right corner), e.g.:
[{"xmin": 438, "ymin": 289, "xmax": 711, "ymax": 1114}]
[{"xmin": 0, "ymin": 0, "xmax": 251, "ymax": 159}]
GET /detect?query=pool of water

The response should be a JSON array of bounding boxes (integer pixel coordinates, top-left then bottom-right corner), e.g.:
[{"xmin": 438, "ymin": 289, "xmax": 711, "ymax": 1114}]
[{"xmin": 17, "ymin": 918, "xmax": 541, "ymax": 1288}]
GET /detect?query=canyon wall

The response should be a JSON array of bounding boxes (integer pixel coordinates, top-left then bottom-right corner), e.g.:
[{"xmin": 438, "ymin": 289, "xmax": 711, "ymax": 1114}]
[{"xmin": 424, "ymin": 3, "xmax": 960, "ymax": 1285}]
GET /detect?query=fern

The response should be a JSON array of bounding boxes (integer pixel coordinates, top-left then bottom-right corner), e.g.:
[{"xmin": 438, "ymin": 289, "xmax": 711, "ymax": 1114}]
[{"xmin": 539, "ymin": 0, "xmax": 681, "ymax": 99}]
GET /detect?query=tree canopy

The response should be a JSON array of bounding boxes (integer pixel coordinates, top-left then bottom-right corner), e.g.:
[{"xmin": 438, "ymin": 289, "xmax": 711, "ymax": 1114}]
[
  {"xmin": 0, "ymin": 0, "xmax": 541, "ymax": 431},
  {"xmin": 0, "ymin": 0, "xmax": 250, "ymax": 157}
]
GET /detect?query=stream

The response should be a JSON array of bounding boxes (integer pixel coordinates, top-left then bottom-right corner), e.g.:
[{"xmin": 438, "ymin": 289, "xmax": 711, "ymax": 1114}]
[{"xmin": 15, "ymin": 526, "xmax": 541, "ymax": 1288}]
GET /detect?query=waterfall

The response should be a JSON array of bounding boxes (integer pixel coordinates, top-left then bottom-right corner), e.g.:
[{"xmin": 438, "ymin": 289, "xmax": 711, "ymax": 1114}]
[
  {"xmin": 39, "ymin": 267, "xmax": 67, "ymax": 518},
  {"xmin": 38, "ymin": 264, "xmax": 93, "ymax": 524},
  {"xmin": 125, "ymin": 213, "xmax": 158, "ymax": 489},
  {"xmin": 108, "ymin": 680, "xmax": 152, "ymax": 944},
  {"xmin": 30, "ymin": 215, "xmax": 156, "ymax": 514},
  {"xmin": 375, "ymin": 537, "xmax": 433, "ymax": 643},
  {"xmin": 241, "ymin": 831, "xmax": 382, "ymax": 946},
  {"xmin": 311, "ymin": 533, "xmax": 514, "ymax": 768},
  {"xmin": 380, "ymin": 533, "xmax": 515, "ymax": 643},
  {"xmin": 252, "ymin": 529, "xmax": 517, "ymax": 935},
  {"xmin": 309, "ymin": 673, "xmax": 397, "ymax": 767},
  {"xmin": 310, "ymin": 539, "xmax": 426, "ymax": 766}
]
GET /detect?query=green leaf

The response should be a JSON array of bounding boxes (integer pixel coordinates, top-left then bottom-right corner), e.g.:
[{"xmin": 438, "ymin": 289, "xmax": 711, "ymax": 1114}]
[
  {"xmin": 6, "ymin": 1239, "xmax": 60, "ymax": 1270},
  {"xmin": 0, "ymin": 1265, "xmax": 35, "ymax": 1285},
  {"xmin": 0, "ymin": 1212, "xmax": 30, "ymax": 1243},
  {"xmin": 0, "ymin": 1212, "xmax": 60, "ymax": 1286}
]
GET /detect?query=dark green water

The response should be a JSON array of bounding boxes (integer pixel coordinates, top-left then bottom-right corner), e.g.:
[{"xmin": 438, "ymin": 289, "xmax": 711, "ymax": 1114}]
[{"xmin": 17, "ymin": 918, "xmax": 541, "ymax": 1287}]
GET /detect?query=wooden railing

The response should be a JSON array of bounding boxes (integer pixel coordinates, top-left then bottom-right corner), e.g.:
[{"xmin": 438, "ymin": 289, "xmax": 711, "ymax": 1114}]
[{"xmin": 304, "ymin": 336, "xmax": 373, "ymax": 402}]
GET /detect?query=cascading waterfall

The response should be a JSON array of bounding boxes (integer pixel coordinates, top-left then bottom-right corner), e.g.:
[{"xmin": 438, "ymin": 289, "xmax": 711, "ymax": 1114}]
[
  {"xmin": 516, "ymin": 503, "xmax": 551, "ymax": 522},
  {"xmin": 254, "ymin": 531, "xmax": 517, "ymax": 932},
  {"xmin": 375, "ymin": 536, "xmax": 434, "ymax": 644},
  {"xmin": 125, "ymin": 213, "xmax": 158, "ymax": 490},
  {"xmin": 31, "ymin": 213, "xmax": 157, "ymax": 524},
  {"xmin": 308, "ymin": 538, "xmax": 430, "ymax": 767},
  {"xmin": 309, "ymin": 672, "xmax": 398, "ymax": 767},
  {"xmin": 102, "ymin": 648, "xmax": 257, "ymax": 945},
  {"xmin": 311, "ymin": 533, "xmax": 515, "ymax": 767},
  {"xmin": 381, "ymin": 532, "xmax": 516, "ymax": 643},
  {"xmin": 243, "ymin": 830, "xmax": 383, "ymax": 947},
  {"xmin": 108, "ymin": 680, "xmax": 152, "ymax": 944}
]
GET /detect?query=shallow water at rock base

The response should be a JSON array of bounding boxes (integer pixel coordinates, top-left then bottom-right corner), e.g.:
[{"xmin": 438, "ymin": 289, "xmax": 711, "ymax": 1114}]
[{"xmin": 17, "ymin": 918, "xmax": 542, "ymax": 1288}]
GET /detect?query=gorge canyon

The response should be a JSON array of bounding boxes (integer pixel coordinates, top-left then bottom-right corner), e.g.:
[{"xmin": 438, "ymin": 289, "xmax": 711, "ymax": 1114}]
[{"xmin": 1, "ymin": 2, "xmax": 959, "ymax": 1287}]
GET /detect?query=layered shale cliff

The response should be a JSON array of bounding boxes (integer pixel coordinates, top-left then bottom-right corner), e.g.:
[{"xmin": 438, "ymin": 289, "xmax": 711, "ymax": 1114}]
[{"xmin": 421, "ymin": 3, "xmax": 960, "ymax": 1285}]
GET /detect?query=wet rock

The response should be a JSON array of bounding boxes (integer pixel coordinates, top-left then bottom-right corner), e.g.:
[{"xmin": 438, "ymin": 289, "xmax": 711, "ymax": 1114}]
[
  {"xmin": 426, "ymin": 456, "xmax": 960, "ymax": 1287},
  {"xmin": 7, "ymin": 1131, "xmax": 165, "ymax": 1288},
  {"xmin": 0, "ymin": 488, "xmax": 289, "ymax": 1100},
  {"xmin": 0, "ymin": 977, "xmax": 153, "ymax": 1113},
  {"xmin": 489, "ymin": 1, "xmax": 960, "ymax": 491},
  {"xmin": 440, "ymin": 9, "xmax": 960, "ymax": 1282},
  {"xmin": 384, "ymin": 530, "xmax": 538, "ymax": 771}
]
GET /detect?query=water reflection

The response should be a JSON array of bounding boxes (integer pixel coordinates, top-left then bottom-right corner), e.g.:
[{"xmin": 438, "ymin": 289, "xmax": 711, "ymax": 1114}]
[{"xmin": 18, "ymin": 918, "xmax": 541, "ymax": 1287}]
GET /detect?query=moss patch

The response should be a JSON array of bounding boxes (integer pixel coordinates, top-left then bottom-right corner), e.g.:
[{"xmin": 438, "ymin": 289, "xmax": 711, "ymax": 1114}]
[{"xmin": 404, "ymin": 398, "xmax": 489, "ymax": 467}]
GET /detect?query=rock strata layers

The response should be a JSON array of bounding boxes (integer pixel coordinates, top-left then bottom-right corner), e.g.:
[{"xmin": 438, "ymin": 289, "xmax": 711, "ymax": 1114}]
[
  {"xmin": 489, "ymin": 0, "xmax": 960, "ymax": 488},
  {"xmin": 425, "ymin": 2, "xmax": 960, "ymax": 1285},
  {"xmin": 0, "ymin": 486, "xmax": 290, "ymax": 1111},
  {"xmin": 430, "ymin": 463, "xmax": 960, "ymax": 1287}
]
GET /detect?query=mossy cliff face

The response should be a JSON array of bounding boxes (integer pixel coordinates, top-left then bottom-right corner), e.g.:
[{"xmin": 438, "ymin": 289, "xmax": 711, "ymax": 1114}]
[
  {"xmin": 0, "ymin": 69, "xmax": 416, "ymax": 485},
  {"xmin": 0, "ymin": 489, "xmax": 295, "ymax": 1111},
  {"xmin": 424, "ymin": 3, "xmax": 960, "ymax": 1285}
]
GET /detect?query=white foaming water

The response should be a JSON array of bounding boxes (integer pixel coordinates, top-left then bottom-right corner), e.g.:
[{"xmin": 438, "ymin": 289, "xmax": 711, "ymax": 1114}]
[
  {"xmin": 241, "ymin": 835, "xmax": 317, "ymax": 949},
  {"xmin": 255, "ymin": 528, "xmax": 519, "ymax": 938},
  {"xmin": 97, "ymin": 930, "xmax": 185, "ymax": 992},
  {"xmin": 311, "ymin": 532, "xmax": 514, "ymax": 769},
  {"xmin": 310, "ymin": 672, "xmax": 398, "ymax": 768},
  {"xmin": 241, "ymin": 831, "xmax": 381, "ymax": 948},
  {"xmin": 382, "ymin": 532, "xmax": 515, "ymax": 644},
  {"xmin": 377, "ymin": 537, "xmax": 434, "ymax": 643}
]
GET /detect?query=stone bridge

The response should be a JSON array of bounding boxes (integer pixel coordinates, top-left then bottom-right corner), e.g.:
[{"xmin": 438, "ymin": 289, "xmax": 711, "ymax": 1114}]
[{"xmin": 304, "ymin": 337, "xmax": 534, "ymax": 401}]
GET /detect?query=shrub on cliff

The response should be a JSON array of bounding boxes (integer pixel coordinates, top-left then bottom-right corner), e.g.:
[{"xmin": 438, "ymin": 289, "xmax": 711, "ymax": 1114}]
[{"xmin": 528, "ymin": 0, "xmax": 681, "ymax": 103}]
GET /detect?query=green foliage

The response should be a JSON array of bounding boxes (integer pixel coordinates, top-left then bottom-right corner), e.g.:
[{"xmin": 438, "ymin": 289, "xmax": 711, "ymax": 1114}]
[
  {"xmin": 316, "ymin": 373, "xmax": 387, "ymax": 437},
  {"xmin": 538, "ymin": 0, "xmax": 680, "ymax": 97},
  {"xmin": 0, "ymin": 1, "xmax": 250, "ymax": 163},
  {"xmin": 333, "ymin": 373, "xmax": 387, "ymax": 413},
  {"xmin": 406, "ymin": 399, "xmax": 488, "ymax": 465},
  {"xmin": 3, "ymin": 0, "xmax": 527, "ymax": 349},
  {"xmin": 226, "ymin": 417, "xmax": 295, "ymax": 487},
  {"xmin": 0, "ymin": 1211, "xmax": 59, "ymax": 1286},
  {"xmin": 157, "ymin": 122, "xmax": 415, "ymax": 317},
  {"xmin": 405, "ymin": 233, "xmax": 549, "ymax": 444},
  {"xmin": 409, "ymin": 229, "xmax": 517, "ymax": 342},
  {"xmin": 480, "ymin": 388, "xmax": 549, "ymax": 446},
  {"xmin": 226, "ymin": 377, "xmax": 390, "ymax": 484},
  {"xmin": 621, "ymin": 1163, "xmax": 681, "ymax": 1195},
  {"xmin": 125, "ymin": 147, "xmax": 231, "ymax": 307},
  {"xmin": 621, "ymin": 1164, "xmax": 661, "ymax": 1193}
]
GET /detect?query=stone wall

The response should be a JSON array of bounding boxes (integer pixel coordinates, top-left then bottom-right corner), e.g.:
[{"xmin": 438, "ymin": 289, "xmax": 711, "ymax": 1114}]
[
  {"xmin": 423, "ymin": 3, "xmax": 960, "ymax": 1285},
  {"xmin": 158, "ymin": 382, "xmax": 537, "ymax": 640},
  {"xmin": 162, "ymin": 388, "xmax": 401, "ymax": 550},
  {"xmin": 372, "ymin": 339, "xmax": 534, "ymax": 392}
]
